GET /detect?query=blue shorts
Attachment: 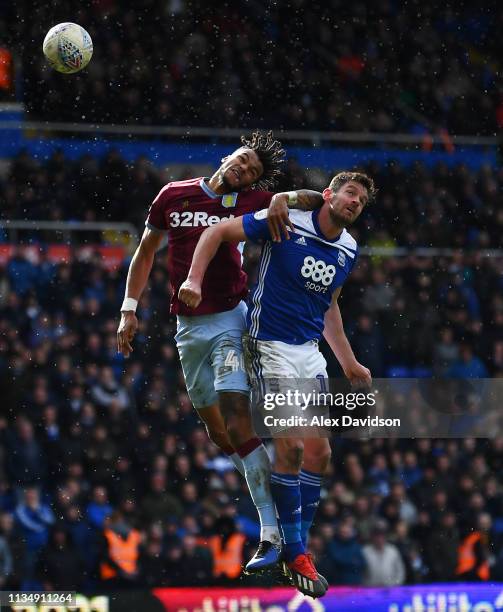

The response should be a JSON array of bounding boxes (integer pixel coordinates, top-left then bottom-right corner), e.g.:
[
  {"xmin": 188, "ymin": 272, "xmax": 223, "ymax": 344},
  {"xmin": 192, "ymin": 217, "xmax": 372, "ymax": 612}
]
[{"xmin": 175, "ymin": 301, "xmax": 249, "ymax": 410}]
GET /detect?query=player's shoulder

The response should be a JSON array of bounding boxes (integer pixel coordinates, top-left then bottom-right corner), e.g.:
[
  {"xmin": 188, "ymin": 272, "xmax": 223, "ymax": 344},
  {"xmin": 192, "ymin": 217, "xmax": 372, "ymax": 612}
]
[
  {"xmin": 337, "ymin": 228, "xmax": 358, "ymax": 252},
  {"xmin": 153, "ymin": 177, "xmax": 201, "ymax": 204},
  {"xmin": 162, "ymin": 177, "xmax": 202, "ymax": 193},
  {"xmin": 288, "ymin": 208, "xmax": 314, "ymax": 228},
  {"xmin": 242, "ymin": 189, "xmax": 274, "ymax": 204},
  {"xmin": 289, "ymin": 209, "xmax": 322, "ymax": 240}
]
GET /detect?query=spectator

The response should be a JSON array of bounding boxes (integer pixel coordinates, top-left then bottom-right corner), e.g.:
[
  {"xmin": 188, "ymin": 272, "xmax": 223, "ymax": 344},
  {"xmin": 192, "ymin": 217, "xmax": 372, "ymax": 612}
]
[
  {"xmin": 326, "ymin": 520, "xmax": 365, "ymax": 585},
  {"xmin": 141, "ymin": 473, "xmax": 183, "ymax": 525},
  {"xmin": 6, "ymin": 418, "xmax": 46, "ymax": 488},
  {"xmin": 0, "ymin": 529, "xmax": 12, "ymax": 588},
  {"xmin": 433, "ymin": 328, "xmax": 459, "ymax": 376},
  {"xmin": 83, "ymin": 425, "xmax": 118, "ymax": 484},
  {"xmin": 362, "ymin": 520, "xmax": 406, "ymax": 586},
  {"xmin": 0, "ymin": 512, "xmax": 25, "ymax": 589},
  {"xmin": 178, "ymin": 534, "xmax": 213, "ymax": 586},
  {"xmin": 386, "ymin": 481, "xmax": 418, "ymax": 526},
  {"xmin": 202, "ymin": 516, "xmax": 246, "ymax": 583},
  {"xmin": 86, "ymin": 486, "xmax": 113, "ymax": 530},
  {"xmin": 392, "ymin": 520, "xmax": 427, "ymax": 584},
  {"xmin": 455, "ymin": 513, "xmax": 492, "ymax": 582},
  {"xmin": 139, "ymin": 537, "xmax": 168, "ymax": 588},
  {"xmin": 426, "ymin": 511, "xmax": 460, "ymax": 582},
  {"xmin": 36, "ymin": 524, "xmax": 84, "ymax": 590},
  {"xmin": 90, "ymin": 367, "xmax": 131, "ymax": 411},
  {"xmin": 448, "ymin": 344, "xmax": 489, "ymax": 379},
  {"xmin": 7, "ymin": 247, "xmax": 37, "ymax": 296},
  {"xmin": 14, "ymin": 487, "xmax": 54, "ymax": 588},
  {"xmin": 99, "ymin": 511, "xmax": 141, "ymax": 589}
]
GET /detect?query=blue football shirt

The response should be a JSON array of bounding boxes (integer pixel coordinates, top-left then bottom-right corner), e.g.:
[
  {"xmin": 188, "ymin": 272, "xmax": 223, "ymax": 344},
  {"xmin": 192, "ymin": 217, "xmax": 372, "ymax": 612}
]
[{"xmin": 242, "ymin": 208, "xmax": 358, "ymax": 344}]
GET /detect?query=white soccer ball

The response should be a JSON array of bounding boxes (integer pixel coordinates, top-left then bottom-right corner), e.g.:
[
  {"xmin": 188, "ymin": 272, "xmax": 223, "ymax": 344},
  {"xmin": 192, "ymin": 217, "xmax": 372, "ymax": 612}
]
[{"xmin": 43, "ymin": 23, "xmax": 93, "ymax": 74}]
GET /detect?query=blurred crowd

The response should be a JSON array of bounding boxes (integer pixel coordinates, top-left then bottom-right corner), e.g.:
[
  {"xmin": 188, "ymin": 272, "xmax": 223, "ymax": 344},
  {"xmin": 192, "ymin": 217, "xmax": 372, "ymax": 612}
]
[
  {"xmin": 0, "ymin": 146, "xmax": 503, "ymax": 590},
  {"xmin": 2, "ymin": 149, "xmax": 503, "ymax": 252},
  {"xmin": 1, "ymin": 0, "xmax": 503, "ymax": 134},
  {"xmin": 0, "ymin": 247, "xmax": 502, "ymax": 589}
]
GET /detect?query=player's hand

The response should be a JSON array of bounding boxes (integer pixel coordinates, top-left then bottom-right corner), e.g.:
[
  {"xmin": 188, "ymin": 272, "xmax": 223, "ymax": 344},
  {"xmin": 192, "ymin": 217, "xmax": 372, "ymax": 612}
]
[
  {"xmin": 117, "ymin": 311, "xmax": 139, "ymax": 357},
  {"xmin": 344, "ymin": 360, "xmax": 372, "ymax": 389},
  {"xmin": 178, "ymin": 279, "xmax": 202, "ymax": 309},
  {"xmin": 267, "ymin": 193, "xmax": 294, "ymax": 242}
]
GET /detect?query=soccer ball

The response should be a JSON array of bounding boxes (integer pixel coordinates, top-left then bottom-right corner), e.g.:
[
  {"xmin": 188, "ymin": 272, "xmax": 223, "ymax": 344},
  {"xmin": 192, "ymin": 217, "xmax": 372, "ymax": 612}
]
[{"xmin": 43, "ymin": 23, "xmax": 93, "ymax": 74}]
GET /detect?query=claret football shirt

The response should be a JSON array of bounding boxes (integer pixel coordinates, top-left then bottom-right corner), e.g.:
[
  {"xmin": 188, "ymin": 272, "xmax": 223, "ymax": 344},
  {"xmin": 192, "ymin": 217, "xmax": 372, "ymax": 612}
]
[{"xmin": 146, "ymin": 177, "xmax": 273, "ymax": 316}]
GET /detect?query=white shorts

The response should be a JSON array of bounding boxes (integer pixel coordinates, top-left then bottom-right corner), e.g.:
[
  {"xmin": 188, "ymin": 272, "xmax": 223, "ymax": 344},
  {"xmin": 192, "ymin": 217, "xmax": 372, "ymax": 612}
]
[
  {"xmin": 244, "ymin": 336, "xmax": 329, "ymax": 435},
  {"xmin": 245, "ymin": 336, "xmax": 328, "ymax": 380}
]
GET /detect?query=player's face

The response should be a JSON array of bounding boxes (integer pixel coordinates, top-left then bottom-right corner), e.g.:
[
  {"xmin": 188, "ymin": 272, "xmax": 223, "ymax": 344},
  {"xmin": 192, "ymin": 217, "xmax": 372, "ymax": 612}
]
[
  {"xmin": 219, "ymin": 148, "xmax": 264, "ymax": 191},
  {"xmin": 325, "ymin": 181, "xmax": 368, "ymax": 226}
]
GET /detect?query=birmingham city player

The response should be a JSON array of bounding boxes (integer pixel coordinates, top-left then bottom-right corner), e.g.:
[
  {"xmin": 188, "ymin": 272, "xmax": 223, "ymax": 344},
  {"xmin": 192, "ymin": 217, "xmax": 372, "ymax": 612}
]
[
  {"xmin": 179, "ymin": 172, "xmax": 375, "ymax": 597},
  {"xmin": 117, "ymin": 131, "xmax": 323, "ymax": 573}
]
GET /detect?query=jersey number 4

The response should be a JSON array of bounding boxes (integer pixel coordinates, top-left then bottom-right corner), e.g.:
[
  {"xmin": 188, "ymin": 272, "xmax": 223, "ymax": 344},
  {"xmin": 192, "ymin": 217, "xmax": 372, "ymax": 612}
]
[{"xmin": 224, "ymin": 349, "xmax": 245, "ymax": 372}]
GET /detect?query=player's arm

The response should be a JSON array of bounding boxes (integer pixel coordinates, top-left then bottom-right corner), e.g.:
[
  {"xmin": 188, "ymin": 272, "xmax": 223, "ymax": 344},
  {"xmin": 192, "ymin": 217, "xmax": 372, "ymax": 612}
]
[
  {"xmin": 178, "ymin": 217, "xmax": 247, "ymax": 309},
  {"xmin": 117, "ymin": 227, "xmax": 164, "ymax": 357},
  {"xmin": 323, "ymin": 287, "xmax": 372, "ymax": 387},
  {"xmin": 267, "ymin": 190, "xmax": 323, "ymax": 242}
]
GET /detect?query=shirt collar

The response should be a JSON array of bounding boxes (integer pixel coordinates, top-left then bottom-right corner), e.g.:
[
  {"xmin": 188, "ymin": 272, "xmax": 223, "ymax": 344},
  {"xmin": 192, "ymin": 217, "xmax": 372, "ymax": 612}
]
[{"xmin": 199, "ymin": 178, "xmax": 219, "ymax": 199}]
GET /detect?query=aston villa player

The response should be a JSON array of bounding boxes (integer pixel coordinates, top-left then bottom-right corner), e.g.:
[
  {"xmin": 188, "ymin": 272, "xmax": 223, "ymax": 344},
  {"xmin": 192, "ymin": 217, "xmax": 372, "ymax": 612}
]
[{"xmin": 117, "ymin": 131, "xmax": 323, "ymax": 574}]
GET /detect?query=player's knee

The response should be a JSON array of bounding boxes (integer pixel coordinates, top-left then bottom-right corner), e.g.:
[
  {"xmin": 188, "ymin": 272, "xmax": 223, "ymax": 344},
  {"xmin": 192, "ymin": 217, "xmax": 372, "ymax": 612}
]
[
  {"xmin": 205, "ymin": 425, "xmax": 232, "ymax": 452},
  {"xmin": 304, "ymin": 441, "xmax": 332, "ymax": 473},
  {"xmin": 219, "ymin": 393, "xmax": 254, "ymax": 446},
  {"xmin": 225, "ymin": 417, "xmax": 255, "ymax": 448},
  {"xmin": 276, "ymin": 439, "xmax": 304, "ymax": 472}
]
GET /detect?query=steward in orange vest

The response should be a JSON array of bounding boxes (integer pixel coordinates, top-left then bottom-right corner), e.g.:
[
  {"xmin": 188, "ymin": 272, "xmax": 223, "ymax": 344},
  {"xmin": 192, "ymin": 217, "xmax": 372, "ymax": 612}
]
[
  {"xmin": 100, "ymin": 512, "xmax": 141, "ymax": 584},
  {"xmin": 201, "ymin": 516, "xmax": 246, "ymax": 581},
  {"xmin": 456, "ymin": 531, "xmax": 490, "ymax": 581}
]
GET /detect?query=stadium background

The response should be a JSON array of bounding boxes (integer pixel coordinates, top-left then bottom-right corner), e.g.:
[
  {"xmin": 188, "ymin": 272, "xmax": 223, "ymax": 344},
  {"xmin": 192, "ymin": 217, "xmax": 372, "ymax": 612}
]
[{"xmin": 1, "ymin": 1, "xmax": 503, "ymax": 610}]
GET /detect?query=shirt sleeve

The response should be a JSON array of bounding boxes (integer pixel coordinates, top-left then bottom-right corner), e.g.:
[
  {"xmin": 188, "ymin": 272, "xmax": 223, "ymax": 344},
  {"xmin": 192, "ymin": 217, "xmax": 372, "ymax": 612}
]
[
  {"xmin": 242, "ymin": 209, "xmax": 273, "ymax": 243},
  {"xmin": 145, "ymin": 184, "xmax": 172, "ymax": 232}
]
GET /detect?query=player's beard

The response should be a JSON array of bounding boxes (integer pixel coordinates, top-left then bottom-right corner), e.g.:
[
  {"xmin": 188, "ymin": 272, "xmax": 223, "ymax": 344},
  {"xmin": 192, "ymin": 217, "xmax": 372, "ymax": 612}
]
[
  {"xmin": 329, "ymin": 205, "xmax": 352, "ymax": 227},
  {"xmin": 220, "ymin": 168, "xmax": 244, "ymax": 193}
]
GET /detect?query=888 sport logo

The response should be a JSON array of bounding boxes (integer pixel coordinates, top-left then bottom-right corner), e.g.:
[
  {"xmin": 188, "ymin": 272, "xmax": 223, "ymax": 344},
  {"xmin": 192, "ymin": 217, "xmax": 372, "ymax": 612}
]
[{"xmin": 301, "ymin": 256, "xmax": 336, "ymax": 293}]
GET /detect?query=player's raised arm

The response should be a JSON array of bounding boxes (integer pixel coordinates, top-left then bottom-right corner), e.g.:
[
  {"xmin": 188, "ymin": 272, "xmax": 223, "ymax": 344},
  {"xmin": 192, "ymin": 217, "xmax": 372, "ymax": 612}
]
[
  {"xmin": 323, "ymin": 287, "xmax": 372, "ymax": 388},
  {"xmin": 117, "ymin": 227, "xmax": 164, "ymax": 357},
  {"xmin": 267, "ymin": 190, "xmax": 323, "ymax": 242},
  {"xmin": 179, "ymin": 217, "xmax": 247, "ymax": 309}
]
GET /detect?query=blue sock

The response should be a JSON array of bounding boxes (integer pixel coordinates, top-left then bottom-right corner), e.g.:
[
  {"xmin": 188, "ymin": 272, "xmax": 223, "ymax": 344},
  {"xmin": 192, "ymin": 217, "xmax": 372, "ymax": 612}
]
[
  {"xmin": 270, "ymin": 472, "xmax": 304, "ymax": 562},
  {"xmin": 299, "ymin": 469, "xmax": 323, "ymax": 548}
]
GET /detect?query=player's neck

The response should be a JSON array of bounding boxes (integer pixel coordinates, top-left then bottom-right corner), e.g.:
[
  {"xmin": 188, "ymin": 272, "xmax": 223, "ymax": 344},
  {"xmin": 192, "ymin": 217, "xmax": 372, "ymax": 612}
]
[
  {"xmin": 318, "ymin": 204, "xmax": 344, "ymax": 240},
  {"xmin": 207, "ymin": 174, "xmax": 230, "ymax": 196}
]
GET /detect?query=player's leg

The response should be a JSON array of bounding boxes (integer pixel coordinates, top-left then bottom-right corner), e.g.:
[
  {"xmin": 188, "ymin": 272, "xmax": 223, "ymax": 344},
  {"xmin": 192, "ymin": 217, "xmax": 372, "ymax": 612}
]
[
  {"xmin": 300, "ymin": 348, "xmax": 332, "ymax": 548},
  {"xmin": 219, "ymin": 391, "xmax": 280, "ymax": 546},
  {"xmin": 271, "ymin": 436, "xmax": 327, "ymax": 598},
  {"xmin": 268, "ymin": 342, "xmax": 328, "ymax": 597},
  {"xmin": 300, "ymin": 439, "xmax": 331, "ymax": 547},
  {"xmin": 210, "ymin": 304, "xmax": 281, "ymax": 569},
  {"xmin": 197, "ymin": 403, "xmax": 244, "ymax": 475},
  {"xmin": 271, "ymin": 437, "xmax": 305, "ymax": 562},
  {"xmin": 175, "ymin": 313, "xmax": 244, "ymax": 474}
]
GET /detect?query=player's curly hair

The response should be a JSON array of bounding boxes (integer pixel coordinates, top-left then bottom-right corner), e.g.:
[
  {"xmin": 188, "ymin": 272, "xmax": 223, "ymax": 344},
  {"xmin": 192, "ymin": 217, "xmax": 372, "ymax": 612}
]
[{"xmin": 240, "ymin": 130, "xmax": 286, "ymax": 191}]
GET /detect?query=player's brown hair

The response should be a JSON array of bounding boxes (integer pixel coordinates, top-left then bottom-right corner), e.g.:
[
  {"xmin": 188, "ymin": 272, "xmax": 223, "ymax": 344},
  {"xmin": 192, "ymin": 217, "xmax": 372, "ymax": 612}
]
[
  {"xmin": 329, "ymin": 171, "xmax": 377, "ymax": 203},
  {"xmin": 240, "ymin": 130, "xmax": 285, "ymax": 190}
]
